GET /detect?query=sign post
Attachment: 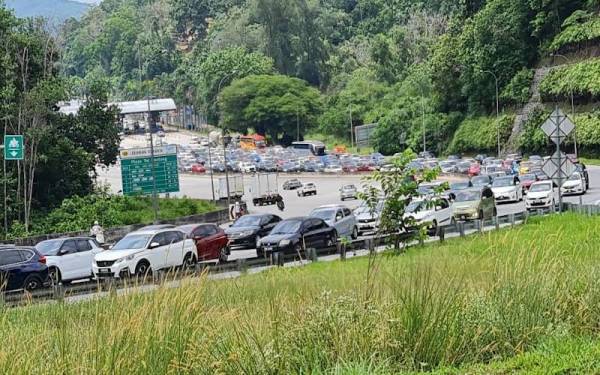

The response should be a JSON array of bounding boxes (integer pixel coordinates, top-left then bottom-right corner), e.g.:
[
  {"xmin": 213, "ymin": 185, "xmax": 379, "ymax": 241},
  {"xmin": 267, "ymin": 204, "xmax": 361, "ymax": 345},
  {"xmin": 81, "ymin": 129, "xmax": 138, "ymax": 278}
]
[
  {"xmin": 120, "ymin": 145, "xmax": 180, "ymax": 196},
  {"xmin": 4, "ymin": 135, "xmax": 24, "ymax": 161},
  {"xmin": 541, "ymin": 107, "xmax": 576, "ymax": 212}
]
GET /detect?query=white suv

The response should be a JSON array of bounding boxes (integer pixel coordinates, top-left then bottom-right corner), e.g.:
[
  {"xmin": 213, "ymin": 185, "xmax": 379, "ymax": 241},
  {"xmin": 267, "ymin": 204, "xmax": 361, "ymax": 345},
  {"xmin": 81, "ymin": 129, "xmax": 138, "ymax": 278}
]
[
  {"xmin": 93, "ymin": 229, "xmax": 197, "ymax": 279},
  {"xmin": 35, "ymin": 237, "xmax": 103, "ymax": 285},
  {"xmin": 298, "ymin": 183, "xmax": 317, "ymax": 197}
]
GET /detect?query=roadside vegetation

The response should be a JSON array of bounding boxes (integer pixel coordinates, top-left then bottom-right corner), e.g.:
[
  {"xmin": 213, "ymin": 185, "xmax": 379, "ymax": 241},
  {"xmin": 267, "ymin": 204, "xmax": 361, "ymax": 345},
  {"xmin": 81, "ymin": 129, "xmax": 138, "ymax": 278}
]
[
  {"xmin": 1, "ymin": 214, "xmax": 600, "ymax": 373},
  {"xmin": 7, "ymin": 194, "xmax": 216, "ymax": 239}
]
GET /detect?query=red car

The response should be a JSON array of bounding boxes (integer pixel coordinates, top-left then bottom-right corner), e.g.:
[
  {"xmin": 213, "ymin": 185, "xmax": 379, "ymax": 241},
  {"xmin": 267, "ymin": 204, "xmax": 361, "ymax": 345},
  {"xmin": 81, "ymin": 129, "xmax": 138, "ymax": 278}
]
[
  {"xmin": 191, "ymin": 164, "xmax": 206, "ymax": 174},
  {"xmin": 357, "ymin": 163, "xmax": 375, "ymax": 172},
  {"xmin": 519, "ymin": 173, "xmax": 538, "ymax": 192},
  {"xmin": 468, "ymin": 163, "xmax": 481, "ymax": 177},
  {"xmin": 177, "ymin": 224, "xmax": 230, "ymax": 263}
]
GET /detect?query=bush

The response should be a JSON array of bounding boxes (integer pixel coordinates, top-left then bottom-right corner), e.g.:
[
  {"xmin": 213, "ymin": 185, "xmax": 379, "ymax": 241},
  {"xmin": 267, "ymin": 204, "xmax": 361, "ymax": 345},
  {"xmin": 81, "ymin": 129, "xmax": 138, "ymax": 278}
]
[
  {"xmin": 539, "ymin": 58, "xmax": 600, "ymax": 101},
  {"xmin": 517, "ymin": 107, "xmax": 551, "ymax": 155},
  {"xmin": 447, "ymin": 114, "xmax": 514, "ymax": 154},
  {"xmin": 548, "ymin": 11, "xmax": 600, "ymax": 52},
  {"xmin": 9, "ymin": 195, "xmax": 216, "ymax": 239},
  {"xmin": 501, "ymin": 68, "xmax": 534, "ymax": 105}
]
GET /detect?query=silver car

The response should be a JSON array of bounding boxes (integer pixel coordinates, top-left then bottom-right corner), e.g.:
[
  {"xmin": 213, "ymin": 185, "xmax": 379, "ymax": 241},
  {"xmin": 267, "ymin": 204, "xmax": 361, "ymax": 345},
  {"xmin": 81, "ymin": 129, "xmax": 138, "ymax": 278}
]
[
  {"xmin": 354, "ymin": 200, "xmax": 384, "ymax": 236},
  {"xmin": 339, "ymin": 184, "xmax": 358, "ymax": 201},
  {"xmin": 309, "ymin": 205, "xmax": 358, "ymax": 240}
]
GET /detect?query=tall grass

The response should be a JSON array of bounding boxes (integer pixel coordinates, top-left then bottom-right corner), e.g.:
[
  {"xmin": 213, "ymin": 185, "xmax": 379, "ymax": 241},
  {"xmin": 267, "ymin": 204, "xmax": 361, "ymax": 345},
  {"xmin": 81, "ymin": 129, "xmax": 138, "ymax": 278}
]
[{"xmin": 1, "ymin": 214, "xmax": 600, "ymax": 373}]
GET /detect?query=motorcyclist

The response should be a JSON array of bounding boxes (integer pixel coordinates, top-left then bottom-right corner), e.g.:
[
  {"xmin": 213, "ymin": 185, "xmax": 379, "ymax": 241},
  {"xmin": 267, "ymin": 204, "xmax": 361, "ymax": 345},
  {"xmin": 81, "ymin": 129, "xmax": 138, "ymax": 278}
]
[{"xmin": 276, "ymin": 195, "xmax": 285, "ymax": 211}]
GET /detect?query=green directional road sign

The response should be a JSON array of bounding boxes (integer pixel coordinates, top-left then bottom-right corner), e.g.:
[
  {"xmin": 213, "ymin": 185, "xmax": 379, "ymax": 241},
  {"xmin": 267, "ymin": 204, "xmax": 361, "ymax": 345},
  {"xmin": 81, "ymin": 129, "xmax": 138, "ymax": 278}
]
[
  {"xmin": 120, "ymin": 145, "xmax": 180, "ymax": 196},
  {"xmin": 4, "ymin": 135, "xmax": 24, "ymax": 160}
]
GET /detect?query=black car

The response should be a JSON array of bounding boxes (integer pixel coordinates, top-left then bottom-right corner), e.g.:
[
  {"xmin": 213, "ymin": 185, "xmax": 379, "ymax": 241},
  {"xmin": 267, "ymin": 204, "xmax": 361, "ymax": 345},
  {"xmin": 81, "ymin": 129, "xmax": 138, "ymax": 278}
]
[
  {"xmin": 283, "ymin": 179, "xmax": 303, "ymax": 190},
  {"xmin": 0, "ymin": 247, "xmax": 48, "ymax": 292},
  {"xmin": 225, "ymin": 214, "xmax": 282, "ymax": 250},
  {"xmin": 258, "ymin": 217, "xmax": 337, "ymax": 257}
]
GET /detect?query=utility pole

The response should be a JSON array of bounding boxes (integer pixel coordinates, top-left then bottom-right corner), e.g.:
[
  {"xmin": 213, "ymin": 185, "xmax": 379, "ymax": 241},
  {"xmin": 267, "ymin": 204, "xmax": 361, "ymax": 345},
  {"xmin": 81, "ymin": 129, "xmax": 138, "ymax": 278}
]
[
  {"xmin": 421, "ymin": 96, "xmax": 426, "ymax": 154},
  {"xmin": 138, "ymin": 43, "xmax": 159, "ymax": 222},
  {"xmin": 296, "ymin": 106, "xmax": 300, "ymax": 142},
  {"xmin": 551, "ymin": 53, "xmax": 576, "ymax": 158},
  {"xmin": 208, "ymin": 142, "xmax": 215, "ymax": 202},
  {"xmin": 216, "ymin": 70, "xmax": 238, "ymax": 208},
  {"xmin": 349, "ymin": 105, "xmax": 353, "ymax": 149},
  {"xmin": 482, "ymin": 70, "xmax": 500, "ymax": 157}
]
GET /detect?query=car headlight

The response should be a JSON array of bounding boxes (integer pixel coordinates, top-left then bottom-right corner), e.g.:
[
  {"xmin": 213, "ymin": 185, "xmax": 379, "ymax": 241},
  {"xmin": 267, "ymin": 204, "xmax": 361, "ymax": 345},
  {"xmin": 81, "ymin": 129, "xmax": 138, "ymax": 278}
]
[
  {"xmin": 116, "ymin": 254, "xmax": 135, "ymax": 263},
  {"xmin": 238, "ymin": 230, "xmax": 254, "ymax": 237},
  {"xmin": 279, "ymin": 239, "xmax": 291, "ymax": 247}
]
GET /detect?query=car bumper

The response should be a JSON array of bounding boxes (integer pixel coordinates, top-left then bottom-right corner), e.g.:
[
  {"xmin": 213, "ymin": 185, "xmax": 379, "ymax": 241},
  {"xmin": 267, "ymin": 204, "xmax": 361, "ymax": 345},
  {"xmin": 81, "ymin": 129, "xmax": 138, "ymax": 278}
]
[
  {"xmin": 227, "ymin": 236, "xmax": 257, "ymax": 250},
  {"xmin": 453, "ymin": 211, "xmax": 479, "ymax": 221},
  {"xmin": 526, "ymin": 198, "xmax": 553, "ymax": 209},
  {"xmin": 92, "ymin": 263, "xmax": 133, "ymax": 279},
  {"xmin": 561, "ymin": 187, "xmax": 584, "ymax": 195},
  {"xmin": 258, "ymin": 243, "xmax": 295, "ymax": 255},
  {"xmin": 494, "ymin": 193, "xmax": 518, "ymax": 202},
  {"xmin": 340, "ymin": 194, "xmax": 356, "ymax": 199},
  {"xmin": 357, "ymin": 221, "xmax": 378, "ymax": 233}
]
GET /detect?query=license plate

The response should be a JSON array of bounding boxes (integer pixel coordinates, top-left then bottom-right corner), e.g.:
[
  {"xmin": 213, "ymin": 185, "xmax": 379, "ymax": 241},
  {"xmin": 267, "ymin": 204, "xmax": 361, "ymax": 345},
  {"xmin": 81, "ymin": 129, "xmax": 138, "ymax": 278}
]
[{"xmin": 264, "ymin": 247, "xmax": 273, "ymax": 252}]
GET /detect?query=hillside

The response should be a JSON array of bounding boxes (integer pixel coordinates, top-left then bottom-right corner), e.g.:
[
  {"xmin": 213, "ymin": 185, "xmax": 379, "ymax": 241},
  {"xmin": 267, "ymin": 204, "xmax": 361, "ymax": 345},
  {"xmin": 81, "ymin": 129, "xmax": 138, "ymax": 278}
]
[{"xmin": 5, "ymin": 0, "xmax": 91, "ymax": 22}]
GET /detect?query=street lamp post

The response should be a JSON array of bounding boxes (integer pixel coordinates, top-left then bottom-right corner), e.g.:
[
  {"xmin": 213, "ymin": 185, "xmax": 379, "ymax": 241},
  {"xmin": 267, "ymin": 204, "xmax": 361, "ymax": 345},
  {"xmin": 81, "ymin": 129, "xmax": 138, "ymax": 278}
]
[
  {"xmin": 348, "ymin": 105, "xmax": 354, "ymax": 149},
  {"xmin": 482, "ymin": 70, "xmax": 500, "ymax": 157},
  {"xmin": 215, "ymin": 70, "xmax": 238, "ymax": 207},
  {"xmin": 138, "ymin": 43, "xmax": 159, "ymax": 222},
  {"xmin": 551, "ymin": 53, "xmax": 576, "ymax": 158}
]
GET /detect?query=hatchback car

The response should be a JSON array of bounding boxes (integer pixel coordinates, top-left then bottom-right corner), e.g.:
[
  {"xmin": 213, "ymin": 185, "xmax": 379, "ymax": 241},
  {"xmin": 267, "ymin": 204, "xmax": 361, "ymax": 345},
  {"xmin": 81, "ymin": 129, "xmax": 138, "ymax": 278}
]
[
  {"xmin": 35, "ymin": 237, "xmax": 102, "ymax": 285},
  {"xmin": 0, "ymin": 247, "xmax": 48, "ymax": 292},
  {"xmin": 310, "ymin": 205, "xmax": 358, "ymax": 239},
  {"xmin": 525, "ymin": 181, "xmax": 555, "ymax": 211},
  {"xmin": 561, "ymin": 172, "xmax": 587, "ymax": 195},
  {"xmin": 298, "ymin": 183, "xmax": 317, "ymax": 197},
  {"xmin": 225, "ymin": 214, "xmax": 282, "ymax": 251},
  {"xmin": 339, "ymin": 184, "xmax": 358, "ymax": 201},
  {"xmin": 258, "ymin": 217, "xmax": 337, "ymax": 256},
  {"xmin": 491, "ymin": 175, "xmax": 522, "ymax": 203},
  {"xmin": 178, "ymin": 224, "xmax": 230, "ymax": 263},
  {"xmin": 283, "ymin": 179, "xmax": 302, "ymax": 190},
  {"xmin": 452, "ymin": 187, "xmax": 496, "ymax": 221}
]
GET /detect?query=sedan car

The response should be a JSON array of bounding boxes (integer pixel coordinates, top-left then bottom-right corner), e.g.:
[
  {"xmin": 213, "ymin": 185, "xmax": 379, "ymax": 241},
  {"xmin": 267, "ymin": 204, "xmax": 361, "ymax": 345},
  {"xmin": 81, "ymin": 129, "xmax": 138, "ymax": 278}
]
[
  {"xmin": 225, "ymin": 214, "xmax": 282, "ymax": 251},
  {"xmin": 340, "ymin": 184, "xmax": 358, "ymax": 201},
  {"xmin": 355, "ymin": 200, "xmax": 384, "ymax": 236},
  {"xmin": 471, "ymin": 175, "xmax": 493, "ymax": 188},
  {"xmin": 310, "ymin": 205, "xmax": 358, "ymax": 239},
  {"xmin": 491, "ymin": 175, "xmax": 522, "ymax": 203},
  {"xmin": 93, "ymin": 229, "xmax": 197, "ymax": 279},
  {"xmin": 178, "ymin": 224, "xmax": 229, "ymax": 263},
  {"xmin": 404, "ymin": 197, "xmax": 454, "ymax": 233},
  {"xmin": 35, "ymin": 237, "xmax": 102, "ymax": 285},
  {"xmin": 257, "ymin": 217, "xmax": 337, "ymax": 256},
  {"xmin": 283, "ymin": 179, "xmax": 303, "ymax": 190},
  {"xmin": 561, "ymin": 172, "xmax": 587, "ymax": 195},
  {"xmin": 525, "ymin": 181, "xmax": 555, "ymax": 211},
  {"xmin": 452, "ymin": 187, "xmax": 496, "ymax": 221},
  {"xmin": 0, "ymin": 247, "xmax": 48, "ymax": 292}
]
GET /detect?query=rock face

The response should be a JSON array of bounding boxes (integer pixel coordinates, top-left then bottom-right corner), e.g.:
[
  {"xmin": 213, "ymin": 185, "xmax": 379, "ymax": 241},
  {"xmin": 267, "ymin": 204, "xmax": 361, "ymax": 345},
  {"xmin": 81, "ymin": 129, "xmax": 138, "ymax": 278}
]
[{"xmin": 503, "ymin": 66, "xmax": 557, "ymax": 154}]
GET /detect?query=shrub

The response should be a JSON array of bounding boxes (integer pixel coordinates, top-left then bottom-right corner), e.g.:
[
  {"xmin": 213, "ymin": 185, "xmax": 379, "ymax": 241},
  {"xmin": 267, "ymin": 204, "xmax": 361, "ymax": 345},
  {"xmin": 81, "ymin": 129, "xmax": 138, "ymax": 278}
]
[
  {"xmin": 539, "ymin": 58, "xmax": 600, "ymax": 102},
  {"xmin": 447, "ymin": 114, "xmax": 514, "ymax": 154},
  {"xmin": 517, "ymin": 107, "xmax": 551, "ymax": 155},
  {"xmin": 501, "ymin": 68, "xmax": 534, "ymax": 105},
  {"xmin": 548, "ymin": 11, "xmax": 600, "ymax": 52}
]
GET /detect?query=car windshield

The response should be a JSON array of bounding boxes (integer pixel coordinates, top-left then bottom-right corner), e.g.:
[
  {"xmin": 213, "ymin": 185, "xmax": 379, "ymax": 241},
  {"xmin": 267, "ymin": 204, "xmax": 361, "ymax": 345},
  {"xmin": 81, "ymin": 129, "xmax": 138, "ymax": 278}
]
[
  {"xmin": 492, "ymin": 178, "xmax": 514, "ymax": 187},
  {"xmin": 35, "ymin": 239, "xmax": 63, "ymax": 255},
  {"xmin": 455, "ymin": 190, "xmax": 480, "ymax": 202},
  {"xmin": 232, "ymin": 216, "xmax": 262, "ymax": 227},
  {"xmin": 355, "ymin": 201, "xmax": 384, "ymax": 215},
  {"xmin": 342, "ymin": 185, "xmax": 355, "ymax": 190},
  {"xmin": 112, "ymin": 234, "xmax": 151, "ymax": 250},
  {"xmin": 472, "ymin": 177, "xmax": 489, "ymax": 185},
  {"xmin": 311, "ymin": 209, "xmax": 336, "ymax": 220},
  {"xmin": 270, "ymin": 220, "xmax": 302, "ymax": 235},
  {"xmin": 406, "ymin": 200, "xmax": 429, "ymax": 213},
  {"xmin": 568, "ymin": 172, "xmax": 581, "ymax": 181},
  {"xmin": 451, "ymin": 182, "xmax": 471, "ymax": 190},
  {"xmin": 529, "ymin": 183, "xmax": 552, "ymax": 193}
]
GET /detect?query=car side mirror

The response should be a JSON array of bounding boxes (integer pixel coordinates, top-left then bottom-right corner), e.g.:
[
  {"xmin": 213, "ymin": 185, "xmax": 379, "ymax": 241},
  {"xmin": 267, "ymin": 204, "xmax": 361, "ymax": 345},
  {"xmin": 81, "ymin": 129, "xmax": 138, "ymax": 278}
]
[
  {"xmin": 149, "ymin": 242, "xmax": 161, "ymax": 249},
  {"xmin": 108, "ymin": 245, "xmax": 114, "ymax": 250},
  {"xmin": 58, "ymin": 249, "xmax": 68, "ymax": 256}
]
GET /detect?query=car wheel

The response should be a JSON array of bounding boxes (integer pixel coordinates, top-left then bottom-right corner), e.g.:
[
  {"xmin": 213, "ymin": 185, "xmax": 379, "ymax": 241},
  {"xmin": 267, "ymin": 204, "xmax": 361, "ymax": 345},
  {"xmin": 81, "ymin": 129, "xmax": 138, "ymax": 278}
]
[
  {"xmin": 450, "ymin": 217, "xmax": 457, "ymax": 227},
  {"xmin": 135, "ymin": 261, "xmax": 152, "ymax": 278},
  {"xmin": 351, "ymin": 226, "xmax": 358, "ymax": 240},
  {"xmin": 219, "ymin": 248, "xmax": 229, "ymax": 263},
  {"xmin": 327, "ymin": 232, "xmax": 338, "ymax": 247},
  {"xmin": 430, "ymin": 220, "xmax": 438, "ymax": 235},
  {"xmin": 48, "ymin": 267, "xmax": 61, "ymax": 285},
  {"xmin": 23, "ymin": 275, "xmax": 42, "ymax": 292},
  {"xmin": 493, "ymin": 207, "xmax": 497, "ymax": 217},
  {"xmin": 182, "ymin": 253, "xmax": 197, "ymax": 270}
]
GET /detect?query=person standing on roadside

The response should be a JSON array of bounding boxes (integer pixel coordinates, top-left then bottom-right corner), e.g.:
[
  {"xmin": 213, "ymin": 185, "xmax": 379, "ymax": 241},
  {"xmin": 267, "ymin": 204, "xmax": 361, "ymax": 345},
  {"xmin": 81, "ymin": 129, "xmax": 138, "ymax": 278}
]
[{"xmin": 90, "ymin": 220, "xmax": 105, "ymax": 245}]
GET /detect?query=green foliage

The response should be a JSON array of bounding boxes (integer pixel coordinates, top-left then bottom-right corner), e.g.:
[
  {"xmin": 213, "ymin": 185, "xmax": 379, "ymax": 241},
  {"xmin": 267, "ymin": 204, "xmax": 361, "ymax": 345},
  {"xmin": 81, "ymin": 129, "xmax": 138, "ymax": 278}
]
[
  {"xmin": 549, "ymin": 10, "xmax": 600, "ymax": 51},
  {"xmin": 517, "ymin": 107, "xmax": 550, "ymax": 154},
  {"xmin": 12, "ymin": 194, "xmax": 216, "ymax": 238},
  {"xmin": 193, "ymin": 47, "xmax": 274, "ymax": 124},
  {"xmin": 501, "ymin": 68, "xmax": 534, "ymax": 105},
  {"xmin": 447, "ymin": 114, "xmax": 514, "ymax": 154},
  {"xmin": 539, "ymin": 58, "xmax": 600, "ymax": 101},
  {"xmin": 571, "ymin": 110, "xmax": 600, "ymax": 155},
  {"xmin": 219, "ymin": 74, "xmax": 322, "ymax": 145}
]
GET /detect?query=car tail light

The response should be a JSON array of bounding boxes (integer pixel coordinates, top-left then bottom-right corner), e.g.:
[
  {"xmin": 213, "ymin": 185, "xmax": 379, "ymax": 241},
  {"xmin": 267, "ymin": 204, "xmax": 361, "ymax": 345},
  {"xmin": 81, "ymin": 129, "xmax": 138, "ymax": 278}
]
[{"xmin": 38, "ymin": 255, "xmax": 47, "ymax": 264}]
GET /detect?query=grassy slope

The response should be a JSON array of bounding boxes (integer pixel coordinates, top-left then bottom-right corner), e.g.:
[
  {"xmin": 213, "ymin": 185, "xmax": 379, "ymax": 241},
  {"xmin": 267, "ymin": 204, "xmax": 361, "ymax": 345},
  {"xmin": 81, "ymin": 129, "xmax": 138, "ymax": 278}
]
[{"xmin": 2, "ymin": 214, "xmax": 600, "ymax": 373}]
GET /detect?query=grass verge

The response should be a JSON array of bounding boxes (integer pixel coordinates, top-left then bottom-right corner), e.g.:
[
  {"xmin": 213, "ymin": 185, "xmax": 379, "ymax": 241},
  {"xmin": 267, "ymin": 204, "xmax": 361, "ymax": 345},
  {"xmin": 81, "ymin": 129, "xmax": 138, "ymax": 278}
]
[{"xmin": 1, "ymin": 213, "xmax": 600, "ymax": 373}]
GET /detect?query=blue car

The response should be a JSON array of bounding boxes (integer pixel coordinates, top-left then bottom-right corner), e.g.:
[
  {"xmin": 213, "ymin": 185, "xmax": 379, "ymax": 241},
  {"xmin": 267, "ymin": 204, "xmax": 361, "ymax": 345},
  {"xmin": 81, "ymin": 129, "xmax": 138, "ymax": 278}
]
[{"xmin": 0, "ymin": 247, "xmax": 48, "ymax": 292}]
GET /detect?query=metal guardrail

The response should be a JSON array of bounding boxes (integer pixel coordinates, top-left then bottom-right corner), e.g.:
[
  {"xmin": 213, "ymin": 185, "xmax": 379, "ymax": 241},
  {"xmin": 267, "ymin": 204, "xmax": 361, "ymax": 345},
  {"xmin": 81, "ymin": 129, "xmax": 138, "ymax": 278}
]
[{"xmin": 0, "ymin": 209, "xmax": 551, "ymax": 307}]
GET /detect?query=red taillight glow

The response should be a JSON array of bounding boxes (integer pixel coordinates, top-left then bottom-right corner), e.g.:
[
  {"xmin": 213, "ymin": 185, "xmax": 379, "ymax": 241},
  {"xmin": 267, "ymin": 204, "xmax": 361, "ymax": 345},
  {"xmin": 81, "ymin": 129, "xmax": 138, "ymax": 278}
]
[{"xmin": 38, "ymin": 255, "xmax": 46, "ymax": 264}]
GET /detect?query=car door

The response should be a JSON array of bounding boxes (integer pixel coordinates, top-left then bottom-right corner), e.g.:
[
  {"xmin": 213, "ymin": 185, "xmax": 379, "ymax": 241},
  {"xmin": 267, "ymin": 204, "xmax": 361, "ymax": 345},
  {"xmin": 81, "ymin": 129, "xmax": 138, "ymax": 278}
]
[
  {"xmin": 0, "ymin": 250, "xmax": 26, "ymax": 291},
  {"xmin": 435, "ymin": 199, "xmax": 452, "ymax": 225},
  {"xmin": 203, "ymin": 225, "xmax": 223, "ymax": 260},
  {"xmin": 147, "ymin": 233, "xmax": 167, "ymax": 269},
  {"xmin": 192, "ymin": 226, "xmax": 210, "ymax": 261},
  {"xmin": 164, "ymin": 231, "xmax": 185, "ymax": 267},
  {"xmin": 58, "ymin": 240, "xmax": 80, "ymax": 280},
  {"xmin": 74, "ymin": 238, "xmax": 94, "ymax": 280},
  {"xmin": 342, "ymin": 208, "xmax": 355, "ymax": 236}
]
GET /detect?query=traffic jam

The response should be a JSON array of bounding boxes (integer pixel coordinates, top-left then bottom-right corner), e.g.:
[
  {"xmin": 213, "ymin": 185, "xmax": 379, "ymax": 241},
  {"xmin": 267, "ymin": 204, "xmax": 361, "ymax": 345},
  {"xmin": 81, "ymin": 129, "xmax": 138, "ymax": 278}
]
[{"xmin": 0, "ymin": 139, "xmax": 588, "ymax": 294}]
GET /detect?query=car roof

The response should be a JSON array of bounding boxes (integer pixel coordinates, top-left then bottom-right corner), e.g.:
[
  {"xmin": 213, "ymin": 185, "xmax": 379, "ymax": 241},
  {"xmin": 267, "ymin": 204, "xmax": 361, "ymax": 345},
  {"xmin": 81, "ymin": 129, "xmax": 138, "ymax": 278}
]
[
  {"xmin": 130, "ymin": 228, "xmax": 184, "ymax": 236},
  {"xmin": 314, "ymin": 204, "xmax": 346, "ymax": 210}
]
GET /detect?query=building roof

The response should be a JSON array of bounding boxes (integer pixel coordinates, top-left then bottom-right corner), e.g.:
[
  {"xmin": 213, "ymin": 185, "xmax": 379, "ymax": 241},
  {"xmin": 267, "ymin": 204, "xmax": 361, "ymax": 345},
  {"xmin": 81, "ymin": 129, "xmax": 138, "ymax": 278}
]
[{"xmin": 58, "ymin": 98, "xmax": 177, "ymax": 116}]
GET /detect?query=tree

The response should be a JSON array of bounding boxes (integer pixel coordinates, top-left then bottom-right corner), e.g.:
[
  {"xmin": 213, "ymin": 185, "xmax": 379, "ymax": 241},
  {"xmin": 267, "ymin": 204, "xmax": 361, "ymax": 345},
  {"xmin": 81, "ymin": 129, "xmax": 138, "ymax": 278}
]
[
  {"xmin": 194, "ymin": 47, "xmax": 274, "ymax": 124},
  {"xmin": 219, "ymin": 74, "xmax": 322, "ymax": 145}
]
